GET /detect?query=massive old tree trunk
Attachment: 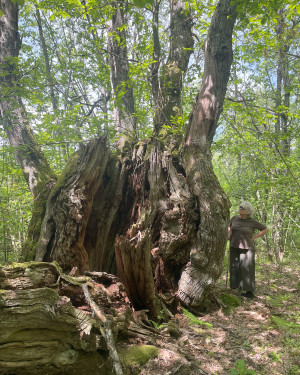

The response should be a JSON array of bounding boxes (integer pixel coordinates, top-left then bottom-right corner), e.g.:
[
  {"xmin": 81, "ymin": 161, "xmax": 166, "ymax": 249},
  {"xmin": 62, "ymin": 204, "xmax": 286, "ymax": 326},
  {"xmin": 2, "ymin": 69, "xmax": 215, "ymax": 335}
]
[{"xmin": 1, "ymin": 0, "xmax": 237, "ymax": 318}]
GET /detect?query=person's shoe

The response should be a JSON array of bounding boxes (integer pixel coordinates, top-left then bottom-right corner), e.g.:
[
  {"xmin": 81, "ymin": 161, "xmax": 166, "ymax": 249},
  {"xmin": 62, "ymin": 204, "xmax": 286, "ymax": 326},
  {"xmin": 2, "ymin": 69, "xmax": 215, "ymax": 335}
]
[{"xmin": 242, "ymin": 291, "xmax": 254, "ymax": 299}]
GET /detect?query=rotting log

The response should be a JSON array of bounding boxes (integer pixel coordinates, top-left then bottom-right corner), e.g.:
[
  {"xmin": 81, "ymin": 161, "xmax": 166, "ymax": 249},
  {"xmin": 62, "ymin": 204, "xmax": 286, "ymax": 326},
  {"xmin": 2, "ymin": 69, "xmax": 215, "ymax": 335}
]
[{"xmin": 0, "ymin": 262, "xmax": 133, "ymax": 375}]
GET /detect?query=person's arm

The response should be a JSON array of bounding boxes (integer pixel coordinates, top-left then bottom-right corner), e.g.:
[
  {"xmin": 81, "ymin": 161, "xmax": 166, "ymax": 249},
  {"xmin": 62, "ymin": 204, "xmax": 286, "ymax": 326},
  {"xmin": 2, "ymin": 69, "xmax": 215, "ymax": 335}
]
[{"xmin": 252, "ymin": 227, "xmax": 269, "ymax": 240}]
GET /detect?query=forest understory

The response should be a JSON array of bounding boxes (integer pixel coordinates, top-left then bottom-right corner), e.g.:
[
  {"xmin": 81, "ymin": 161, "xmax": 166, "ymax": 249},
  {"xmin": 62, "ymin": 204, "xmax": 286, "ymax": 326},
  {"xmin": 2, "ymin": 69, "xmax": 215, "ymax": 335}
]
[
  {"xmin": 131, "ymin": 258, "xmax": 300, "ymax": 375},
  {"xmin": 0, "ymin": 257, "xmax": 299, "ymax": 375}
]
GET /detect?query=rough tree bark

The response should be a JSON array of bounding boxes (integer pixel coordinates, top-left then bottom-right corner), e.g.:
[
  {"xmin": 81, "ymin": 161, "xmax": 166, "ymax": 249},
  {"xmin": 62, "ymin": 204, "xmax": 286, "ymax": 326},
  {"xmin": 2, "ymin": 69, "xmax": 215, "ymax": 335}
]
[
  {"xmin": 1, "ymin": 0, "xmax": 237, "ymax": 318},
  {"xmin": 178, "ymin": 0, "xmax": 236, "ymax": 309}
]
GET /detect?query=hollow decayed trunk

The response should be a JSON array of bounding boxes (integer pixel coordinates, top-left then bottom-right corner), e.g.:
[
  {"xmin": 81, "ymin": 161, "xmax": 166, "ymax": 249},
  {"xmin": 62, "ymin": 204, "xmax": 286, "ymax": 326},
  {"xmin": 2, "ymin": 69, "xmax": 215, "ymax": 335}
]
[
  {"xmin": 2, "ymin": 0, "xmax": 237, "ymax": 318},
  {"xmin": 0, "ymin": 262, "xmax": 132, "ymax": 375},
  {"xmin": 115, "ymin": 230, "xmax": 162, "ymax": 319},
  {"xmin": 114, "ymin": 140, "xmax": 198, "ymax": 317},
  {"xmin": 84, "ymin": 156, "xmax": 132, "ymax": 274},
  {"xmin": 32, "ymin": 0, "xmax": 235, "ymax": 315},
  {"xmin": 38, "ymin": 137, "xmax": 197, "ymax": 316},
  {"xmin": 33, "ymin": 137, "xmax": 227, "ymax": 315}
]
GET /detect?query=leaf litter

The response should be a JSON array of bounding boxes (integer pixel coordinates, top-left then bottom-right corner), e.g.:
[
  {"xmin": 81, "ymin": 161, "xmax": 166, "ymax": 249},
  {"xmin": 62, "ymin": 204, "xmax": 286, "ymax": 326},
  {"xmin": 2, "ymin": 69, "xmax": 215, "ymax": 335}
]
[{"xmin": 135, "ymin": 260, "xmax": 300, "ymax": 375}]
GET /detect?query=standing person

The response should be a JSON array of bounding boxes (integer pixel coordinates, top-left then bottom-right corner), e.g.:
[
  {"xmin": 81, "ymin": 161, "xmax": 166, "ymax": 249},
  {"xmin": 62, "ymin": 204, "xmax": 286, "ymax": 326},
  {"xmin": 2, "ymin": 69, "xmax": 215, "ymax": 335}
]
[{"xmin": 228, "ymin": 201, "xmax": 269, "ymax": 298}]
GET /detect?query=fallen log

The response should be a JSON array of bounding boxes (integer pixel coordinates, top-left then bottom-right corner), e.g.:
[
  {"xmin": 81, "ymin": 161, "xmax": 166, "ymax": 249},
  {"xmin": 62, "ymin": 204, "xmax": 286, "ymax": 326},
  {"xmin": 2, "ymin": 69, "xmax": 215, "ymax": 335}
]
[{"xmin": 0, "ymin": 262, "xmax": 132, "ymax": 375}]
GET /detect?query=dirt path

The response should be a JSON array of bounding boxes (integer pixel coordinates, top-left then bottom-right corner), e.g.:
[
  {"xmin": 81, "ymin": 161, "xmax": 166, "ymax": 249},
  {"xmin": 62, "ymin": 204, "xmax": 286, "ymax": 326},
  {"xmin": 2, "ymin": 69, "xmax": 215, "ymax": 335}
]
[{"xmin": 137, "ymin": 260, "xmax": 300, "ymax": 375}]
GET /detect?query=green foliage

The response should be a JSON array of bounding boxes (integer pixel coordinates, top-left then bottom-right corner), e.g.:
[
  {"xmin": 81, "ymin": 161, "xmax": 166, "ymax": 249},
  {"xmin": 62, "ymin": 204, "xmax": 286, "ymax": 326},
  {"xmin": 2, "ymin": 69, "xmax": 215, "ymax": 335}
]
[
  {"xmin": 271, "ymin": 316, "xmax": 300, "ymax": 332},
  {"xmin": 288, "ymin": 365, "xmax": 300, "ymax": 375},
  {"xmin": 266, "ymin": 293, "xmax": 293, "ymax": 307},
  {"xmin": 132, "ymin": 0, "xmax": 153, "ymax": 8},
  {"xmin": 0, "ymin": 142, "xmax": 32, "ymax": 264},
  {"xmin": 149, "ymin": 320, "xmax": 167, "ymax": 329},
  {"xmin": 182, "ymin": 307, "xmax": 213, "ymax": 329},
  {"xmin": 220, "ymin": 293, "xmax": 241, "ymax": 313},
  {"xmin": 229, "ymin": 359, "xmax": 257, "ymax": 375},
  {"xmin": 269, "ymin": 351, "xmax": 282, "ymax": 362}
]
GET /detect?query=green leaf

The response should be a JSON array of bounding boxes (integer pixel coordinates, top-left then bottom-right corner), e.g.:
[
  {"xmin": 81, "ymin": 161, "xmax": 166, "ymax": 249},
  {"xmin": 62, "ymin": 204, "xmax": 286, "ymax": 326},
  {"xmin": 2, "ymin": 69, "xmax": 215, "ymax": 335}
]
[
  {"xmin": 11, "ymin": 0, "xmax": 25, "ymax": 6},
  {"xmin": 235, "ymin": 359, "xmax": 246, "ymax": 371},
  {"xmin": 132, "ymin": 0, "xmax": 153, "ymax": 8},
  {"xmin": 133, "ymin": 0, "xmax": 147, "ymax": 7}
]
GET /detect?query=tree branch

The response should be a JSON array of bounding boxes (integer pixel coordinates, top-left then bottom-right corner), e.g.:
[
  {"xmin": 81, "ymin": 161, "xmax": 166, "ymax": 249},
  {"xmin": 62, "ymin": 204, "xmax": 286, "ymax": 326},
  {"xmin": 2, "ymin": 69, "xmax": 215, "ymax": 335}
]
[{"xmin": 82, "ymin": 283, "xmax": 124, "ymax": 375}]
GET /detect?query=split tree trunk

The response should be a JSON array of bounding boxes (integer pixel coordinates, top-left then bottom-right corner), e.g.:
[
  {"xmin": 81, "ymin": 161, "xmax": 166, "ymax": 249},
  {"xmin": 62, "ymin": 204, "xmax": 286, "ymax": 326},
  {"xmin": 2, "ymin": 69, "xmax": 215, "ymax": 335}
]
[{"xmin": 1, "ymin": 0, "xmax": 237, "ymax": 317}]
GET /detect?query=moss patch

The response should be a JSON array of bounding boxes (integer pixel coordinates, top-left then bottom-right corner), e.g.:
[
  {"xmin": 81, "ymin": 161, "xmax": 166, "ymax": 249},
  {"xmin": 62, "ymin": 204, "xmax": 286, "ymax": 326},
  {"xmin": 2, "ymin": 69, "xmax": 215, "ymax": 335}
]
[
  {"xmin": 220, "ymin": 293, "xmax": 241, "ymax": 313},
  {"xmin": 2, "ymin": 261, "xmax": 62, "ymax": 275},
  {"xmin": 120, "ymin": 344, "xmax": 158, "ymax": 367}
]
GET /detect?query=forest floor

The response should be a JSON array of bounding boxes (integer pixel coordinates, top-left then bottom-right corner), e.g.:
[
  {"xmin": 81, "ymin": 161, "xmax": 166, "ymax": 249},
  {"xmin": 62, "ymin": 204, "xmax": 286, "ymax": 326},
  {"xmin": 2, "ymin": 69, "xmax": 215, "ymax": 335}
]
[{"xmin": 128, "ymin": 259, "xmax": 300, "ymax": 375}]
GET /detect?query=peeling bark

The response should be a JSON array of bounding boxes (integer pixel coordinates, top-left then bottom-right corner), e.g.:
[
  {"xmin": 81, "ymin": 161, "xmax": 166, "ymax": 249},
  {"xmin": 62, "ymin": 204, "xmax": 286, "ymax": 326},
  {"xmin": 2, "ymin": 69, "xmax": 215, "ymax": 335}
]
[{"xmin": 84, "ymin": 156, "xmax": 131, "ymax": 274}]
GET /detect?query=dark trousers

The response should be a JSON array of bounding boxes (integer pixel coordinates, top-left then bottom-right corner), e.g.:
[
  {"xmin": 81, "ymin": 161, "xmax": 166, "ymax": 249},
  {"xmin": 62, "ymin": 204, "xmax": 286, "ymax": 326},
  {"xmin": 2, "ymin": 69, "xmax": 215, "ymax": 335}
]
[{"xmin": 230, "ymin": 247, "xmax": 255, "ymax": 292}]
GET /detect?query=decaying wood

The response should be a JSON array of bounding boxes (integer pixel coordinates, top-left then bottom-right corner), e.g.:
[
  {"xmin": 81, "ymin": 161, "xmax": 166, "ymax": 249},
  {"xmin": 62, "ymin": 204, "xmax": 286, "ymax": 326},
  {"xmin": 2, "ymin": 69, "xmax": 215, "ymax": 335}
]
[
  {"xmin": 82, "ymin": 283, "xmax": 124, "ymax": 375},
  {"xmin": 0, "ymin": 262, "xmax": 132, "ymax": 375},
  {"xmin": 115, "ymin": 229, "xmax": 162, "ymax": 320}
]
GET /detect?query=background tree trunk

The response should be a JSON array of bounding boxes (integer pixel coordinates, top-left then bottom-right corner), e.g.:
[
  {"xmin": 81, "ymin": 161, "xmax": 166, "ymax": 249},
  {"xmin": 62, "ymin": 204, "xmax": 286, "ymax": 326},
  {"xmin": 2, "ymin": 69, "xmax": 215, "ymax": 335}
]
[{"xmin": 0, "ymin": 0, "xmax": 57, "ymax": 261}]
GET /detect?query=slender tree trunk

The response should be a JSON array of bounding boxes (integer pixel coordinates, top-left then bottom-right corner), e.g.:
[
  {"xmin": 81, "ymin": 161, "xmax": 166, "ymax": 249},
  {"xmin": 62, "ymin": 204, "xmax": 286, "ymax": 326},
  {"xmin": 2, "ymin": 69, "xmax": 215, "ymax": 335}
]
[
  {"xmin": 271, "ymin": 10, "xmax": 293, "ymax": 265},
  {"xmin": 0, "ymin": 0, "xmax": 57, "ymax": 260},
  {"xmin": 108, "ymin": 1, "xmax": 136, "ymax": 149},
  {"xmin": 35, "ymin": 7, "xmax": 66, "ymax": 157}
]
